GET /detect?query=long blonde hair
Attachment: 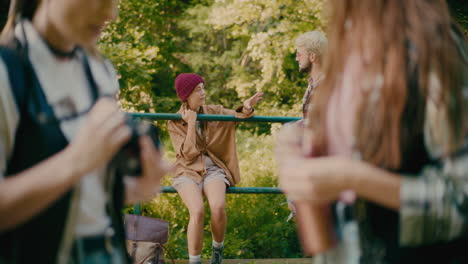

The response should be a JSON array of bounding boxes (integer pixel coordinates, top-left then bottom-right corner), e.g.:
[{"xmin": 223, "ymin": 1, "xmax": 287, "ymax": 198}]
[{"xmin": 309, "ymin": 0, "xmax": 466, "ymax": 169}]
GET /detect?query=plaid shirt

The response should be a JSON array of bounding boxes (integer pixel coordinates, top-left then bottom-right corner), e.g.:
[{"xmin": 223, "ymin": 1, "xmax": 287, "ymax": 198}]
[
  {"xmin": 354, "ymin": 82, "xmax": 468, "ymax": 264},
  {"xmin": 398, "ymin": 95, "xmax": 468, "ymax": 247},
  {"xmin": 400, "ymin": 147, "xmax": 468, "ymax": 246},
  {"xmin": 302, "ymin": 75, "xmax": 323, "ymax": 119},
  {"xmin": 398, "ymin": 31, "xmax": 468, "ymax": 247}
]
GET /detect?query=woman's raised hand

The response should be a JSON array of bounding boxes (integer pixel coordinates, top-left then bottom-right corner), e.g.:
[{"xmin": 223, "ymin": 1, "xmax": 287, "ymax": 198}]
[
  {"xmin": 181, "ymin": 108, "xmax": 197, "ymax": 124},
  {"xmin": 243, "ymin": 91, "xmax": 264, "ymax": 109}
]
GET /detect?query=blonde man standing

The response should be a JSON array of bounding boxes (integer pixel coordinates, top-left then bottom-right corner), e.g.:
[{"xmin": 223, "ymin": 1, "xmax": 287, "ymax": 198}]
[
  {"xmin": 287, "ymin": 31, "xmax": 328, "ymax": 213},
  {"xmin": 295, "ymin": 31, "xmax": 327, "ymax": 119}
]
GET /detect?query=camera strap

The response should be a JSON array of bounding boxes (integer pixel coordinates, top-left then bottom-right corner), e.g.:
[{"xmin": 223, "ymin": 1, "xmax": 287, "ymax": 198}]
[
  {"xmin": 80, "ymin": 53, "xmax": 125, "ymax": 221},
  {"xmin": 81, "ymin": 54, "xmax": 100, "ymax": 103}
]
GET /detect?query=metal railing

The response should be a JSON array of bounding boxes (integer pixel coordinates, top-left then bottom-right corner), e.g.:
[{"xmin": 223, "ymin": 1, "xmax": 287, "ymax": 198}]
[
  {"xmin": 133, "ymin": 188, "xmax": 282, "ymax": 214},
  {"xmin": 130, "ymin": 112, "xmax": 300, "ymax": 215},
  {"xmin": 130, "ymin": 113, "xmax": 300, "ymax": 123},
  {"xmin": 160, "ymin": 186, "xmax": 282, "ymax": 194}
]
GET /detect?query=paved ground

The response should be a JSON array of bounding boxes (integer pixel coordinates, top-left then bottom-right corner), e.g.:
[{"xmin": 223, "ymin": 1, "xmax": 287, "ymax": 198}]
[{"xmin": 173, "ymin": 259, "xmax": 313, "ymax": 264}]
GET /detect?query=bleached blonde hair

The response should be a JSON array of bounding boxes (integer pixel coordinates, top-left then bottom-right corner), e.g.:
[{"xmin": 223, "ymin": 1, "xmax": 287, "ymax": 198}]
[{"xmin": 294, "ymin": 31, "xmax": 328, "ymax": 61}]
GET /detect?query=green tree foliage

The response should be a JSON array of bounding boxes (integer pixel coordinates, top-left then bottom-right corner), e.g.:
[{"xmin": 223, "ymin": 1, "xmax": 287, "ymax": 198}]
[
  {"xmin": 176, "ymin": 0, "xmax": 324, "ymax": 133},
  {"xmin": 448, "ymin": 0, "xmax": 468, "ymax": 35},
  {"xmin": 99, "ymin": 0, "xmax": 324, "ymax": 118},
  {"xmin": 99, "ymin": 0, "xmax": 206, "ymax": 113},
  {"xmin": 178, "ymin": 0, "xmax": 324, "ymax": 109}
]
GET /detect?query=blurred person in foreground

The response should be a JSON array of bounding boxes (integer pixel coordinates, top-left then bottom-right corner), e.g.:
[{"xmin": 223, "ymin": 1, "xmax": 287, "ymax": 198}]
[
  {"xmin": 168, "ymin": 73, "xmax": 263, "ymax": 264},
  {"xmin": 276, "ymin": 0, "xmax": 468, "ymax": 263},
  {"xmin": 0, "ymin": 0, "xmax": 170, "ymax": 263}
]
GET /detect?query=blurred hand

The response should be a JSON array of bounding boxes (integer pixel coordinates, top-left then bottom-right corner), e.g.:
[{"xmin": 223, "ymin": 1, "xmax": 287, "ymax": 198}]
[
  {"xmin": 68, "ymin": 98, "xmax": 131, "ymax": 176},
  {"xmin": 279, "ymin": 156, "xmax": 352, "ymax": 203},
  {"xmin": 243, "ymin": 91, "xmax": 264, "ymax": 110},
  {"xmin": 124, "ymin": 136, "xmax": 173, "ymax": 203},
  {"xmin": 275, "ymin": 122, "xmax": 304, "ymax": 168},
  {"xmin": 276, "ymin": 124, "xmax": 360, "ymax": 203},
  {"xmin": 181, "ymin": 108, "xmax": 197, "ymax": 124}
]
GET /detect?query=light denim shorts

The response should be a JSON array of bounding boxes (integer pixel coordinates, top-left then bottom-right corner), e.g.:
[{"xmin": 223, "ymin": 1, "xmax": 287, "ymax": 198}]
[{"xmin": 173, "ymin": 156, "xmax": 230, "ymax": 191}]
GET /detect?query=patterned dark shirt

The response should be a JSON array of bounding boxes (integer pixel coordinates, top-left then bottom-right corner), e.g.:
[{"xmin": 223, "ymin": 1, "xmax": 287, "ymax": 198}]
[{"xmin": 302, "ymin": 75, "xmax": 324, "ymax": 119}]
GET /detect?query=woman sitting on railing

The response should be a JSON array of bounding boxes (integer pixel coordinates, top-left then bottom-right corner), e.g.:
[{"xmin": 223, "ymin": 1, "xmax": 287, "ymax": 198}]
[{"xmin": 167, "ymin": 73, "xmax": 263, "ymax": 264}]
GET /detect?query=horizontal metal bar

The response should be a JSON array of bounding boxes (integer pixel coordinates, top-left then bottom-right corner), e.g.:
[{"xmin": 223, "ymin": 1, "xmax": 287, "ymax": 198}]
[
  {"xmin": 129, "ymin": 113, "xmax": 300, "ymax": 123},
  {"xmin": 162, "ymin": 186, "xmax": 282, "ymax": 194},
  {"xmin": 134, "ymin": 187, "xmax": 282, "ymax": 213}
]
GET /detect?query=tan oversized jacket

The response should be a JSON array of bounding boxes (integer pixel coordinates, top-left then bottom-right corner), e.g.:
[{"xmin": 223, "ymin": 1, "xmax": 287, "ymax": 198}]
[{"xmin": 167, "ymin": 104, "xmax": 254, "ymax": 186}]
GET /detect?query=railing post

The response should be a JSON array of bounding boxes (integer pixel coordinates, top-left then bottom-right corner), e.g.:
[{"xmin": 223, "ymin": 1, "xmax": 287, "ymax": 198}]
[{"xmin": 134, "ymin": 203, "xmax": 141, "ymax": 215}]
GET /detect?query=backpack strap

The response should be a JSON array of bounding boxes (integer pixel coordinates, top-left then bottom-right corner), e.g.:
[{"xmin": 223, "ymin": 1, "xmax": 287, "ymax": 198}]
[
  {"xmin": 0, "ymin": 46, "xmax": 28, "ymax": 112},
  {"xmin": 158, "ymin": 243, "xmax": 175, "ymax": 264},
  {"xmin": 0, "ymin": 37, "xmax": 33, "ymax": 114}
]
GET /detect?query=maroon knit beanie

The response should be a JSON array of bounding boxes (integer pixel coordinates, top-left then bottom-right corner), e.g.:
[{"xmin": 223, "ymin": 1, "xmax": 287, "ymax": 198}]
[{"xmin": 175, "ymin": 73, "xmax": 205, "ymax": 102}]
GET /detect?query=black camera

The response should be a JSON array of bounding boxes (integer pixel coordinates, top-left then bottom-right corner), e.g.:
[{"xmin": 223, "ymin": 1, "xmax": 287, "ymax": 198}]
[{"xmin": 112, "ymin": 116, "xmax": 161, "ymax": 176}]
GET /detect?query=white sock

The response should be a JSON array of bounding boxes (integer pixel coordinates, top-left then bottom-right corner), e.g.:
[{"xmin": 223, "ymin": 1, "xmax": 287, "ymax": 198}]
[
  {"xmin": 189, "ymin": 254, "xmax": 201, "ymax": 263},
  {"xmin": 212, "ymin": 240, "xmax": 224, "ymax": 249}
]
